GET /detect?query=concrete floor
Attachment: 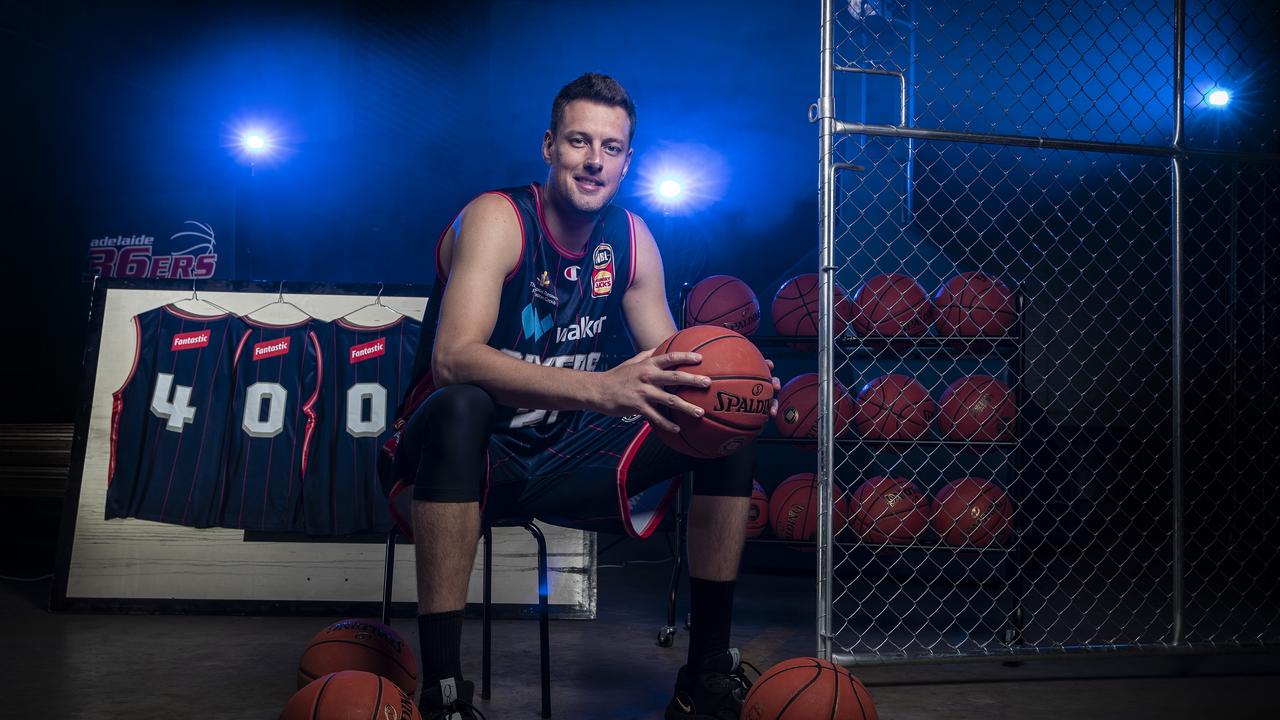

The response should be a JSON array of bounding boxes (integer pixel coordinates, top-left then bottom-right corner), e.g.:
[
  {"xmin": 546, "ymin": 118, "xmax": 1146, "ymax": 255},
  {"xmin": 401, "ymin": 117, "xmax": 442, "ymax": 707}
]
[{"xmin": 2, "ymin": 561, "xmax": 1278, "ymax": 719}]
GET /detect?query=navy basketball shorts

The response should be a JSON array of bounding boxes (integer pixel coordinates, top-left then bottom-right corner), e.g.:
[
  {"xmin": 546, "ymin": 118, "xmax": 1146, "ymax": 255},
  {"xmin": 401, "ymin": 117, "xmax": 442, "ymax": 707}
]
[{"xmin": 483, "ymin": 412, "xmax": 698, "ymax": 539}]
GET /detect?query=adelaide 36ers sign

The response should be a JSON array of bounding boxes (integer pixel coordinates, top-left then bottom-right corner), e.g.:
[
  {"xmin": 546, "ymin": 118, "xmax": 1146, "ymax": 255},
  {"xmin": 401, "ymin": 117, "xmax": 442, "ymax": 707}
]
[
  {"xmin": 88, "ymin": 220, "xmax": 221, "ymax": 279},
  {"xmin": 83, "ymin": 190, "xmax": 235, "ymax": 280}
]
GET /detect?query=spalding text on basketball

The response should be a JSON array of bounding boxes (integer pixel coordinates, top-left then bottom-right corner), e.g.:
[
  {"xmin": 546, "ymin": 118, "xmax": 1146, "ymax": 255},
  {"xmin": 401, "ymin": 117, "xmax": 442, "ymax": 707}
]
[{"xmin": 713, "ymin": 391, "xmax": 770, "ymax": 415}]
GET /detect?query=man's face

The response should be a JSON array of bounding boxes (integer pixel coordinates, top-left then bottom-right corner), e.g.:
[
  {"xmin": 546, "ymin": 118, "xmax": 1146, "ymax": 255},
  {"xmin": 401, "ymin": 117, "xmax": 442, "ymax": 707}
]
[{"xmin": 542, "ymin": 99, "xmax": 633, "ymax": 215}]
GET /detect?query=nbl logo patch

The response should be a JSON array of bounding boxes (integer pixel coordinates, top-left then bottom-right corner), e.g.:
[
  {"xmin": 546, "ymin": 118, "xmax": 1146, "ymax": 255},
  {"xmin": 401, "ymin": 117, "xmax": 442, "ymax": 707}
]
[
  {"xmin": 252, "ymin": 337, "xmax": 290, "ymax": 360},
  {"xmin": 591, "ymin": 242, "xmax": 614, "ymax": 298},
  {"xmin": 171, "ymin": 330, "xmax": 210, "ymax": 351},
  {"xmin": 350, "ymin": 338, "xmax": 386, "ymax": 363}
]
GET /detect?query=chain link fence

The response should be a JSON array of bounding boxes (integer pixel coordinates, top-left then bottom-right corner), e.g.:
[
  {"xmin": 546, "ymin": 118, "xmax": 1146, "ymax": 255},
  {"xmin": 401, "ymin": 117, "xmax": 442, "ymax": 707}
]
[{"xmin": 816, "ymin": 0, "xmax": 1280, "ymax": 662}]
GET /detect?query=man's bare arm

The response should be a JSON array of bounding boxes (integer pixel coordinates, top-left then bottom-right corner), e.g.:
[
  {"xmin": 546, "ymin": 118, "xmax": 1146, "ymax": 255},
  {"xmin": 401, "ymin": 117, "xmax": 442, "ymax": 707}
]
[{"xmin": 431, "ymin": 197, "xmax": 707, "ymax": 431}]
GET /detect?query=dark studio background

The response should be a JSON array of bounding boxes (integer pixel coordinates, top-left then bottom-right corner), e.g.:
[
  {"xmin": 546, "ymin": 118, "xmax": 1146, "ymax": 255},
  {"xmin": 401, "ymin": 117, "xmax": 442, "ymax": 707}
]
[
  {"xmin": 2, "ymin": 0, "xmax": 819, "ymax": 423},
  {"xmin": 3, "ymin": 0, "xmax": 1278, "ymax": 596}
]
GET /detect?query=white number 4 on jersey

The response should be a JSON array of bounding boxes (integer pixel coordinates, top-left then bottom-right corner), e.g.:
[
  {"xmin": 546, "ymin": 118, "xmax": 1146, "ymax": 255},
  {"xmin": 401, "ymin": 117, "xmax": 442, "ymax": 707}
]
[{"xmin": 150, "ymin": 373, "xmax": 196, "ymax": 432}]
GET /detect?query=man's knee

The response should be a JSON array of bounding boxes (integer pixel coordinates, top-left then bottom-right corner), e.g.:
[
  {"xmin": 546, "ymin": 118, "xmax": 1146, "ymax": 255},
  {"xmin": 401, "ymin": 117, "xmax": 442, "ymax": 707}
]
[
  {"xmin": 691, "ymin": 442, "xmax": 755, "ymax": 498},
  {"xmin": 409, "ymin": 384, "xmax": 495, "ymax": 503}
]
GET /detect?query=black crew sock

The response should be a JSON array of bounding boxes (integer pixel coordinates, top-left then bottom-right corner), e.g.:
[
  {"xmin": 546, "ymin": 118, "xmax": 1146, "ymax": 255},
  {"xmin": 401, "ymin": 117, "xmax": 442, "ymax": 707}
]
[
  {"xmin": 687, "ymin": 577, "xmax": 736, "ymax": 669},
  {"xmin": 418, "ymin": 610, "xmax": 464, "ymax": 686}
]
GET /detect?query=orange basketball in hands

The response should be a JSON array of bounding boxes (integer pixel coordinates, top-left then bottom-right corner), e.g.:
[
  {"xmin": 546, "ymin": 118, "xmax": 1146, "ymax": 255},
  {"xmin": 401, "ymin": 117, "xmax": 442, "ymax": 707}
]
[{"xmin": 651, "ymin": 326, "xmax": 773, "ymax": 459}]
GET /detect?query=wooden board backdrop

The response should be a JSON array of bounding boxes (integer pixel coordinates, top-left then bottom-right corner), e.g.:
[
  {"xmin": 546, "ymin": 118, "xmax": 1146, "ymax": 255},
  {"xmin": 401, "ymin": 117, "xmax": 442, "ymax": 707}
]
[{"xmin": 54, "ymin": 281, "xmax": 596, "ymax": 618}]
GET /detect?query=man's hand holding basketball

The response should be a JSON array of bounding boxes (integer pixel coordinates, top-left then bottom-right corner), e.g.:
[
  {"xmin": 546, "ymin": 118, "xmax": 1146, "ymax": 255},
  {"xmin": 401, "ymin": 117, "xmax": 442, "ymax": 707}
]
[
  {"xmin": 764, "ymin": 358, "xmax": 782, "ymax": 417},
  {"xmin": 591, "ymin": 349, "xmax": 711, "ymax": 434}
]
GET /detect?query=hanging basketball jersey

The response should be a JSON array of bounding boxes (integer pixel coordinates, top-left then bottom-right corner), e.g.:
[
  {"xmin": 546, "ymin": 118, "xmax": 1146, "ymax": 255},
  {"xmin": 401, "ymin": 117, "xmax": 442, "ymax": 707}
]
[
  {"xmin": 309, "ymin": 317, "xmax": 421, "ymax": 535},
  {"xmin": 217, "ymin": 318, "xmax": 325, "ymax": 532},
  {"xmin": 107, "ymin": 305, "xmax": 245, "ymax": 527}
]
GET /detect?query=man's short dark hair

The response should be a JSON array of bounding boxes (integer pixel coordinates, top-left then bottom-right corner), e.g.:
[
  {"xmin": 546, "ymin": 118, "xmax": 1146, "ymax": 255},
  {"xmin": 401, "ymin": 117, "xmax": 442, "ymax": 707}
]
[{"xmin": 549, "ymin": 73, "xmax": 637, "ymax": 142}]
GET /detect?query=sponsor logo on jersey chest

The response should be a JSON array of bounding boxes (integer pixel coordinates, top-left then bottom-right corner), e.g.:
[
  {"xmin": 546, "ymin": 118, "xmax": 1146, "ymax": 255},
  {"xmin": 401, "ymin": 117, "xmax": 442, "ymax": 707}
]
[
  {"xmin": 252, "ymin": 337, "xmax": 290, "ymax": 360},
  {"xmin": 555, "ymin": 315, "xmax": 607, "ymax": 342},
  {"xmin": 350, "ymin": 338, "xmax": 386, "ymax": 363},
  {"xmin": 171, "ymin": 330, "xmax": 210, "ymax": 351}
]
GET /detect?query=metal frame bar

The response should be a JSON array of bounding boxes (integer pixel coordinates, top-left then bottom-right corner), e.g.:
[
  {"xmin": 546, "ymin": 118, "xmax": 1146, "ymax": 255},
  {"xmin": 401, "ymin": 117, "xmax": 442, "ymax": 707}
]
[
  {"xmin": 817, "ymin": 0, "xmax": 838, "ymax": 663},
  {"xmin": 1170, "ymin": 0, "xmax": 1187, "ymax": 649}
]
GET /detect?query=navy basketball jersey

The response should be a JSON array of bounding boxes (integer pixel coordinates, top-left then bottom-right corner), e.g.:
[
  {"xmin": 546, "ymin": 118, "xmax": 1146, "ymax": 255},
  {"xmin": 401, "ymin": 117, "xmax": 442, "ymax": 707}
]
[
  {"xmin": 410, "ymin": 183, "xmax": 637, "ymax": 449},
  {"xmin": 218, "ymin": 318, "xmax": 324, "ymax": 532},
  {"xmin": 107, "ymin": 305, "xmax": 244, "ymax": 527},
  {"xmin": 309, "ymin": 316, "xmax": 421, "ymax": 535}
]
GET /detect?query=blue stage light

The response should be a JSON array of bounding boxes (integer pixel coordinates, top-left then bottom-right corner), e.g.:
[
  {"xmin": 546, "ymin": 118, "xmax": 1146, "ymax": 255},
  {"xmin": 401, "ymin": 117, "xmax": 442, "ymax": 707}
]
[
  {"xmin": 1206, "ymin": 89, "xmax": 1230, "ymax": 107},
  {"xmin": 658, "ymin": 179, "xmax": 683, "ymax": 199},
  {"xmin": 242, "ymin": 132, "xmax": 268, "ymax": 152}
]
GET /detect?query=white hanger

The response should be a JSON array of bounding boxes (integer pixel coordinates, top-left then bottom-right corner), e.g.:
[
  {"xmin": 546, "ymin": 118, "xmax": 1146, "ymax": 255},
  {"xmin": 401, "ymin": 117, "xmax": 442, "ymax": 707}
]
[
  {"xmin": 340, "ymin": 283, "xmax": 404, "ymax": 325},
  {"xmin": 172, "ymin": 280, "xmax": 235, "ymax": 317},
  {"xmin": 244, "ymin": 281, "xmax": 311, "ymax": 323}
]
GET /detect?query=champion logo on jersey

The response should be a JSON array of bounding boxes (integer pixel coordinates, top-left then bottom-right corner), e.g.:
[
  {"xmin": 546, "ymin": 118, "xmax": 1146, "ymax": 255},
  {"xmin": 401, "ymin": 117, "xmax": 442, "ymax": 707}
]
[
  {"xmin": 252, "ymin": 337, "xmax": 290, "ymax": 360},
  {"xmin": 564, "ymin": 266, "xmax": 580, "ymax": 282},
  {"xmin": 350, "ymin": 338, "xmax": 386, "ymax": 363},
  {"xmin": 555, "ymin": 315, "xmax": 607, "ymax": 342},
  {"xmin": 171, "ymin": 329, "xmax": 210, "ymax": 351}
]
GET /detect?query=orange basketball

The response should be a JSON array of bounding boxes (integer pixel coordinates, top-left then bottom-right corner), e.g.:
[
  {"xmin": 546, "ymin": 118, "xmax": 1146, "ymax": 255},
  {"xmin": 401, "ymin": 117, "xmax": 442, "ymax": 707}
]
[
  {"xmin": 937, "ymin": 375, "xmax": 1016, "ymax": 442},
  {"xmin": 651, "ymin": 326, "xmax": 773, "ymax": 459},
  {"xmin": 848, "ymin": 476, "xmax": 929, "ymax": 545},
  {"xmin": 931, "ymin": 477, "xmax": 1014, "ymax": 547},
  {"xmin": 933, "ymin": 272, "xmax": 1015, "ymax": 337},
  {"xmin": 851, "ymin": 273, "xmax": 935, "ymax": 338},
  {"xmin": 280, "ymin": 671, "xmax": 420, "ymax": 720},
  {"xmin": 298, "ymin": 619, "xmax": 418, "ymax": 696},
  {"xmin": 852, "ymin": 374, "xmax": 936, "ymax": 443},
  {"xmin": 742, "ymin": 657, "xmax": 879, "ymax": 720},
  {"xmin": 773, "ymin": 373, "xmax": 855, "ymax": 440},
  {"xmin": 685, "ymin": 274, "xmax": 761, "ymax": 335},
  {"xmin": 746, "ymin": 480, "xmax": 769, "ymax": 538},
  {"xmin": 768, "ymin": 473, "xmax": 849, "ymax": 541},
  {"xmin": 770, "ymin": 273, "xmax": 854, "ymax": 344}
]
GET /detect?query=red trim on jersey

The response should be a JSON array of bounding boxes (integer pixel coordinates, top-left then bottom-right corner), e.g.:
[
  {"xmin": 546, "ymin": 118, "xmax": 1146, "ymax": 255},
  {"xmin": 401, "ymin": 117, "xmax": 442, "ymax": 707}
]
[
  {"xmin": 242, "ymin": 315, "xmax": 310, "ymax": 329},
  {"xmin": 231, "ymin": 328, "xmax": 253, "ymax": 371},
  {"xmin": 437, "ymin": 194, "xmax": 524, "ymax": 284},
  {"xmin": 532, "ymin": 183, "xmax": 588, "ymax": 260},
  {"xmin": 615, "ymin": 422, "xmax": 682, "ymax": 539},
  {"xmin": 336, "ymin": 316, "xmax": 404, "ymax": 332},
  {"xmin": 108, "ymin": 315, "xmax": 144, "ymax": 484},
  {"xmin": 300, "ymin": 331, "xmax": 322, "ymax": 481},
  {"xmin": 626, "ymin": 210, "xmax": 638, "ymax": 291},
  {"xmin": 435, "ymin": 207, "xmax": 466, "ymax": 281},
  {"xmin": 490, "ymin": 191, "xmax": 527, "ymax": 284},
  {"xmin": 164, "ymin": 303, "xmax": 231, "ymax": 321}
]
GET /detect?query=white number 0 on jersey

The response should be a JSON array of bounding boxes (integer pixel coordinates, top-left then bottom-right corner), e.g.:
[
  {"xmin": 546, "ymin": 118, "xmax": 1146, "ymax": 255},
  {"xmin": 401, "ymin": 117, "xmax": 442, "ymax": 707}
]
[{"xmin": 346, "ymin": 382, "xmax": 386, "ymax": 437}]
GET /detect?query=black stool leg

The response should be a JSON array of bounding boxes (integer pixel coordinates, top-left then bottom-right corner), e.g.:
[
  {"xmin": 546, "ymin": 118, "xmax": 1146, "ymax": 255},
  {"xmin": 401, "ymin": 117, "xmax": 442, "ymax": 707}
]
[
  {"xmin": 382, "ymin": 524, "xmax": 398, "ymax": 626},
  {"xmin": 481, "ymin": 524, "xmax": 493, "ymax": 701},
  {"xmin": 524, "ymin": 522, "xmax": 552, "ymax": 719},
  {"xmin": 659, "ymin": 475, "xmax": 689, "ymax": 647}
]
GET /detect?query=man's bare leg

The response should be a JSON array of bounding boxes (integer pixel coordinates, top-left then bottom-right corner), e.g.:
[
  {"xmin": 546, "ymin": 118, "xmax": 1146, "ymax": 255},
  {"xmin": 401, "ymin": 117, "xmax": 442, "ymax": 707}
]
[
  {"xmin": 413, "ymin": 499, "xmax": 481, "ymax": 613},
  {"xmin": 687, "ymin": 494, "xmax": 749, "ymax": 581},
  {"xmin": 683, "ymin": 493, "xmax": 749, "ymax": 679},
  {"xmin": 413, "ymin": 498, "xmax": 481, "ymax": 709}
]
